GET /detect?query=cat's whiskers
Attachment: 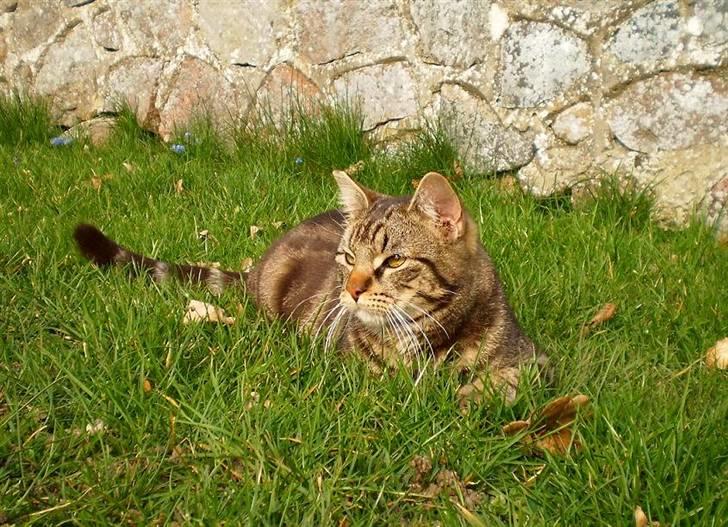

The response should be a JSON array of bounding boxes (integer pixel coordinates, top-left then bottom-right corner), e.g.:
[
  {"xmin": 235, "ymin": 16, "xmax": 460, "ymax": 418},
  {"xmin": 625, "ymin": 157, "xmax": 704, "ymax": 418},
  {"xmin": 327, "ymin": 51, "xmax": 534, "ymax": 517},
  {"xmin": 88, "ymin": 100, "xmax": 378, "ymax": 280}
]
[
  {"xmin": 392, "ymin": 304, "xmax": 433, "ymax": 356},
  {"xmin": 398, "ymin": 298, "xmax": 449, "ymax": 339},
  {"xmin": 324, "ymin": 305, "xmax": 348, "ymax": 350},
  {"xmin": 286, "ymin": 291, "xmax": 333, "ymax": 324},
  {"xmin": 389, "ymin": 305, "xmax": 423, "ymax": 356},
  {"xmin": 313, "ymin": 302, "xmax": 345, "ymax": 343}
]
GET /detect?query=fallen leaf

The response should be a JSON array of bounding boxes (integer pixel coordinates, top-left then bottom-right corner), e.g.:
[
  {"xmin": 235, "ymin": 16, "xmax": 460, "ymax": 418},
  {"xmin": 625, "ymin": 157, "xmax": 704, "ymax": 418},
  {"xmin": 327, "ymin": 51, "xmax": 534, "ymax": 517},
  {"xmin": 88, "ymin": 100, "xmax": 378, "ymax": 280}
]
[
  {"xmin": 90, "ymin": 176, "xmax": 102, "ymax": 191},
  {"xmin": 122, "ymin": 161, "xmax": 136, "ymax": 173},
  {"xmin": 85, "ymin": 419, "xmax": 107, "ymax": 435},
  {"xmin": 249, "ymin": 225, "xmax": 261, "ymax": 239},
  {"xmin": 634, "ymin": 505, "xmax": 660, "ymax": 526},
  {"xmin": 271, "ymin": 221, "xmax": 284, "ymax": 229},
  {"xmin": 502, "ymin": 394, "xmax": 590, "ymax": 456},
  {"xmin": 581, "ymin": 303, "xmax": 617, "ymax": 336},
  {"xmin": 183, "ymin": 299, "xmax": 235, "ymax": 325},
  {"xmin": 706, "ymin": 338, "xmax": 728, "ymax": 370},
  {"xmin": 143, "ymin": 378, "xmax": 153, "ymax": 394},
  {"xmin": 198, "ymin": 229, "xmax": 209, "ymax": 240},
  {"xmin": 241, "ymin": 257, "xmax": 254, "ymax": 272},
  {"xmin": 175, "ymin": 179, "xmax": 184, "ymax": 194},
  {"xmin": 344, "ymin": 160, "xmax": 364, "ymax": 176},
  {"xmin": 453, "ymin": 159, "xmax": 464, "ymax": 179},
  {"xmin": 411, "ymin": 178, "xmax": 421, "ymax": 190}
]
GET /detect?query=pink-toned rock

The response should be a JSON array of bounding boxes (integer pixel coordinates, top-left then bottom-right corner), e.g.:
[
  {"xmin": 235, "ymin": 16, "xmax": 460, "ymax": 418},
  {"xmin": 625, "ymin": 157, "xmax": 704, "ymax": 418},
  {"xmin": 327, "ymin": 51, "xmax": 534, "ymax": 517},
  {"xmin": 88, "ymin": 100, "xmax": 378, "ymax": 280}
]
[
  {"xmin": 296, "ymin": 0, "xmax": 405, "ymax": 65},
  {"xmin": 93, "ymin": 8, "xmax": 122, "ymax": 52},
  {"xmin": 255, "ymin": 63, "xmax": 321, "ymax": 119},
  {"xmin": 113, "ymin": 0, "xmax": 192, "ymax": 54},
  {"xmin": 157, "ymin": 57, "xmax": 236, "ymax": 140},
  {"xmin": 8, "ymin": 0, "xmax": 66, "ymax": 55}
]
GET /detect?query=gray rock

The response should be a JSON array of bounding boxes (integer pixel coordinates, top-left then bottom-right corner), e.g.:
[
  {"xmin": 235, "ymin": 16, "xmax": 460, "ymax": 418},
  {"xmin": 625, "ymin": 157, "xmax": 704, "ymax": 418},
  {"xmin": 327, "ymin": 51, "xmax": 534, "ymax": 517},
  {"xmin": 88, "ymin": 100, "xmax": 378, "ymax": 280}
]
[
  {"xmin": 8, "ymin": 0, "xmax": 65, "ymax": 54},
  {"xmin": 92, "ymin": 9, "xmax": 121, "ymax": 52},
  {"xmin": 438, "ymin": 83, "xmax": 534, "ymax": 172},
  {"xmin": 102, "ymin": 57, "xmax": 163, "ymax": 128},
  {"xmin": 35, "ymin": 22, "xmax": 102, "ymax": 126},
  {"xmin": 410, "ymin": 0, "xmax": 491, "ymax": 68},
  {"xmin": 607, "ymin": 0, "xmax": 682, "ymax": 69},
  {"xmin": 113, "ymin": 0, "xmax": 192, "ymax": 54},
  {"xmin": 496, "ymin": 21, "xmax": 590, "ymax": 108},
  {"xmin": 198, "ymin": 0, "xmax": 284, "ymax": 67},
  {"xmin": 296, "ymin": 0, "xmax": 405, "ymax": 65},
  {"xmin": 607, "ymin": 72, "xmax": 728, "ymax": 154},
  {"xmin": 552, "ymin": 102, "xmax": 594, "ymax": 145},
  {"xmin": 333, "ymin": 62, "xmax": 418, "ymax": 131}
]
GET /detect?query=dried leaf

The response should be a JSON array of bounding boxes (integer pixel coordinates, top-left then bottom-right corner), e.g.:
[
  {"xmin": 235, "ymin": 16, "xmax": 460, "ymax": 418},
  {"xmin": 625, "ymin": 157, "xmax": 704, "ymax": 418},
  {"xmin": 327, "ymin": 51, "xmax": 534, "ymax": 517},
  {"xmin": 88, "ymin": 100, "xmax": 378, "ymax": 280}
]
[
  {"xmin": 143, "ymin": 378, "xmax": 153, "ymax": 394},
  {"xmin": 453, "ymin": 159, "xmax": 464, "ymax": 179},
  {"xmin": 175, "ymin": 179, "xmax": 184, "ymax": 194},
  {"xmin": 198, "ymin": 229, "xmax": 209, "ymax": 240},
  {"xmin": 90, "ymin": 176, "xmax": 102, "ymax": 191},
  {"xmin": 183, "ymin": 299, "xmax": 235, "ymax": 325},
  {"xmin": 344, "ymin": 160, "xmax": 364, "ymax": 176},
  {"xmin": 581, "ymin": 303, "xmax": 617, "ymax": 336},
  {"xmin": 271, "ymin": 221, "xmax": 284, "ymax": 230},
  {"xmin": 85, "ymin": 419, "xmax": 107, "ymax": 435},
  {"xmin": 122, "ymin": 161, "xmax": 136, "ymax": 173},
  {"xmin": 411, "ymin": 178, "xmax": 421, "ymax": 190},
  {"xmin": 634, "ymin": 506, "xmax": 648, "ymax": 527},
  {"xmin": 706, "ymin": 338, "xmax": 728, "ymax": 370},
  {"xmin": 249, "ymin": 225, "xmax": 261, "ymax": 239},
  {"xmin": 241, "ymin": 257, "xmax": 254, "ymax": 272},
  {"xmin": 502, "ymin": 394, "xmax": 590, "ymax": 456}
]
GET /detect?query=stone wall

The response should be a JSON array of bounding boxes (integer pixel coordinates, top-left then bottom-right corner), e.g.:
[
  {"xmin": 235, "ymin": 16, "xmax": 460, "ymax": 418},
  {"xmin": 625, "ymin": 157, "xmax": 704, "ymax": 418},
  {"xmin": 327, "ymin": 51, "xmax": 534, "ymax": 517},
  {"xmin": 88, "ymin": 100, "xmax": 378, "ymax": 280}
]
[{"xmin": 1, "ymin": 0, "xmax": 727, "ymax": 233}]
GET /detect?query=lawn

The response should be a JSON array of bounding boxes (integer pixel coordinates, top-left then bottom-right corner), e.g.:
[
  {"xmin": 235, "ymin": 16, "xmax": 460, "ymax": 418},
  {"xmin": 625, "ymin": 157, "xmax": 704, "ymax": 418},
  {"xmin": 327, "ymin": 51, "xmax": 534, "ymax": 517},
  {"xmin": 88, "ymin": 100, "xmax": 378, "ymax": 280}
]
[{"xmin": 1, "ymin": 96, "xmax": 727, "ymax": 525}]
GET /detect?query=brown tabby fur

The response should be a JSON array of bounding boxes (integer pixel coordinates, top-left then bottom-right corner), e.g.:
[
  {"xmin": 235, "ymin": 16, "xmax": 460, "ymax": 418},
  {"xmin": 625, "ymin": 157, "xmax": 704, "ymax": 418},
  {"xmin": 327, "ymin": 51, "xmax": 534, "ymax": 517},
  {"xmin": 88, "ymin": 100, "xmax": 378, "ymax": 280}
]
[{"xmin": 74, "ymin": 171, "xmax": 549, "ymax": 405}]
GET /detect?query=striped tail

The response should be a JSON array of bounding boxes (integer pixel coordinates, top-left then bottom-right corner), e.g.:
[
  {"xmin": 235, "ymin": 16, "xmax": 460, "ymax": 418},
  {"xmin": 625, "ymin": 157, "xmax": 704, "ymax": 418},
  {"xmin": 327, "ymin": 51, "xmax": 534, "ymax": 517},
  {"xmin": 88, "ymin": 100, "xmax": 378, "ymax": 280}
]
[{"xmin": 73, "ymin": 224, "xmax": 243, "ymax": 295}]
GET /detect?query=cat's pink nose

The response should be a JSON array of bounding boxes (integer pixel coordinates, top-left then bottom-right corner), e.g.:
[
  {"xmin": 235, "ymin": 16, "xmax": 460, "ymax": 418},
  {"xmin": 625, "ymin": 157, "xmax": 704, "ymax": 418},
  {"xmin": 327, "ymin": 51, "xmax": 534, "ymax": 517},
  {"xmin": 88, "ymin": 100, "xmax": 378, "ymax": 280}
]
[{"xmin": 346, "ymin": 271, "xmax": 371, "ymax": 302}]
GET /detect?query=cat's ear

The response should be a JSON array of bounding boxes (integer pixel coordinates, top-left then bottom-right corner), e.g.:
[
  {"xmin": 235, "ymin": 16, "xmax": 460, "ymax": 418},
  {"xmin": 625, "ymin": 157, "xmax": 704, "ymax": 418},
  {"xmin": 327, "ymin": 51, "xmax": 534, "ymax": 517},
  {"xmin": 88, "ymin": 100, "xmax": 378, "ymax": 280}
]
[
  {"xmin": 332, "ymin": 170, "xmax": 378, "ymax": 217},
  {"xmin": 408, "ymin": 172, "xmax": 464, "ymax": 240}
]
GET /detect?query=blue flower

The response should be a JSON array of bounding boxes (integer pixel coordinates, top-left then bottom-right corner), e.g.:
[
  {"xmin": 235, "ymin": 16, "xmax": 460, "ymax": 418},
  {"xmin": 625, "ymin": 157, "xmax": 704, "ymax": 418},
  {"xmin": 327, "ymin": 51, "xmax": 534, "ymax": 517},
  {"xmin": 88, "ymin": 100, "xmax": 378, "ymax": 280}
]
[
  {"xmin": 171, "ymin": 143, "xmax": 186, "ymax": 154},
  {"xmin": 50, "ymin": 136, "xmax": 74, "ymax": 147},
  {"xmin": 294, "ymin": 157, "xmax": 304, "ymax": 166}
]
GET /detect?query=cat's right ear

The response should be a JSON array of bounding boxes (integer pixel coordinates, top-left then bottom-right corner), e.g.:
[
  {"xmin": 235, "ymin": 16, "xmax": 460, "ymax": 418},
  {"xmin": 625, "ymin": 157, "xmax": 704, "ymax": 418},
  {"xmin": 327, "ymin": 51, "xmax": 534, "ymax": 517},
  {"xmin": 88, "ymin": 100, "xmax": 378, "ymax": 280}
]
[{"xmin": 332, "ymin": 170, "xmax": 377, "ymax": 217}]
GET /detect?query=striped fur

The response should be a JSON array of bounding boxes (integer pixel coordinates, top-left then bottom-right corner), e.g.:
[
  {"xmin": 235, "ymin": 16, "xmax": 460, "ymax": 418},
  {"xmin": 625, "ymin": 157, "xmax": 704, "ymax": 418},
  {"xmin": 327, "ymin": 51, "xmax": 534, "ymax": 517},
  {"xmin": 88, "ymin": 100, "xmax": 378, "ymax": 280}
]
[{"xmin": 74, "ymin": 171, "xmax": 549, "ymax": 406}]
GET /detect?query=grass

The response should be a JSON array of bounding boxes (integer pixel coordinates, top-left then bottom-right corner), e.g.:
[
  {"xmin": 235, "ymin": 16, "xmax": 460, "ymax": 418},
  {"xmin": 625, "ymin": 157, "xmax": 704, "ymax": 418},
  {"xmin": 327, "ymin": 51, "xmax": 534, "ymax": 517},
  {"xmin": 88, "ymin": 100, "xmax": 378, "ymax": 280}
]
[{"xmin": 1, "ymin": 97, "xmax": 727, "ymax": 526}]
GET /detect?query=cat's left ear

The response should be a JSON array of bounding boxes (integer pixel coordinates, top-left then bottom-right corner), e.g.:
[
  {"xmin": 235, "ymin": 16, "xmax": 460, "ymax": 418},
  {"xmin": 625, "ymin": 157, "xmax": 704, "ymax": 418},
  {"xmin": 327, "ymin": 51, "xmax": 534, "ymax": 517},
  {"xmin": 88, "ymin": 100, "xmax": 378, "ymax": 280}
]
[
  {"xmin": 408, "ymin": 172, "xmax": 464, "ymax": 240},
  {"xmin": 332, "ymin": 170, "xmax": 379, "ymax": 217}
]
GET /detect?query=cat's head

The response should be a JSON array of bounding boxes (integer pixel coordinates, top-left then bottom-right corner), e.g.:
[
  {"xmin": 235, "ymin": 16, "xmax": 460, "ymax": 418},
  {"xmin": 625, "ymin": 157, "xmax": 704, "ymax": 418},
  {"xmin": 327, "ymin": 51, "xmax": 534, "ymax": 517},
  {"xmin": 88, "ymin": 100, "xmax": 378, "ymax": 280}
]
[{"xmin": 333, "ymin": 170, "xmax": 480, "ymax": 333}]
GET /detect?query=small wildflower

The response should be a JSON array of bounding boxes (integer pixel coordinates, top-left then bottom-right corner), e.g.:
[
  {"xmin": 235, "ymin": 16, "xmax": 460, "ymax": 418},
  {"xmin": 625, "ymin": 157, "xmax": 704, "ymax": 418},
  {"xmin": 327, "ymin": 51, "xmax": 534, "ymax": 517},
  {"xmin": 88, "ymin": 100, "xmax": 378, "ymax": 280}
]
[
  {"xmin": 50, "ymin": 136, "xmax": 74, "ymax": 147},
  {"xmin": 171, "ymin": 143, "xmax": 186, "ymax": 154}
]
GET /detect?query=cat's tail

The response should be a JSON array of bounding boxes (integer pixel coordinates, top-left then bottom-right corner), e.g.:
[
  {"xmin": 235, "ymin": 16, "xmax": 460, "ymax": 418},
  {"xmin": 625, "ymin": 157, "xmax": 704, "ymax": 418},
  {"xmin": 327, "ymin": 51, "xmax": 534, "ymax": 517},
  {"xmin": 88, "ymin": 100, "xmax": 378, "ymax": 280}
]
[{"xmin": 73, "ymin": 224, "xmax": 243, "ymax": 294}]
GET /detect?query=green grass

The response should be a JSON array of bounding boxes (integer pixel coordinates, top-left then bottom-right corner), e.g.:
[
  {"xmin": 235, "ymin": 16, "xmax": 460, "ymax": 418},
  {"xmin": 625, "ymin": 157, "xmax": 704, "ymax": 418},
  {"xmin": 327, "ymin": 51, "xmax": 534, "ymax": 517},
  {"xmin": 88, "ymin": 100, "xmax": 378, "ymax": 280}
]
[{"xmin": 1, "ymin": 100, "xmax": 727, "ymax": 526}]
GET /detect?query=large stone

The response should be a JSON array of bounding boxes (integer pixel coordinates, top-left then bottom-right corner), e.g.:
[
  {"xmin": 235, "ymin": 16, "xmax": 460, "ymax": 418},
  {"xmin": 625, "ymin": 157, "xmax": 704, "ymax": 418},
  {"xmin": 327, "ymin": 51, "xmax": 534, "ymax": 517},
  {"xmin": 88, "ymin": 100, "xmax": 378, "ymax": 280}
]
[
  {"xmin": 35, "ymin": 22, "xmax": 102, "ymax": 125},
  {"xmin": 8, "ymin": 0, "xmax": 65, "ymax": 55},
  {"xmin": 92, "ymin": 8, "xmax": 122, "ymax": 52},
  {"xmin": 552, "ymin": 102, "xmax": 593, "ymax": 145},
  {"xmin": 496, "ymin": 21, "xmax": 590, "ymax": 108},
  {"xmin": 631, "ymin": 144, "xmax": 728, "ymax": 227},
  {"xmin": 607, "ymin": 72, "xmax": 728, "ymax": 154},
  {"xmin": 198, "ymin": 0, "xmax": 284, "ymax": 67},
  {"xmin": 333, "ymin": 62, "xmax": 418, "ymax": 131},
  {"xmin": 255, "ymin": 63, "xmax": 321, "ymax": 120},
  {"xmin": 157, "ymin": 57, "xmax": 237, "ymax": 140},
  {"xmin": 437, "ymin": 83, "xmax": 534, "ymax": 172},
  {"xmin": 410, "ymin": 0, "xmax": 491, "ymax": 68},
  {"xmin": 296, "ymin": 0, "xmax": 405, "ymax": 65},
  {"xmin": 516, "ymin": 144, "xmax": 592, "ymax": 197},
  {"xmin": 102, "ymin": 57, "xmax": 163, "ymax": 128},
  {"xmin": 606, "ymin": 0, "xmax": 728, "ymax": 74},
  {"xmin": 704, "ymin": 176, "xmax": 728, "ymax": 242},
  {"xmin": 112, "ymin": 0, "xmax": 192, "ymax": 54}
]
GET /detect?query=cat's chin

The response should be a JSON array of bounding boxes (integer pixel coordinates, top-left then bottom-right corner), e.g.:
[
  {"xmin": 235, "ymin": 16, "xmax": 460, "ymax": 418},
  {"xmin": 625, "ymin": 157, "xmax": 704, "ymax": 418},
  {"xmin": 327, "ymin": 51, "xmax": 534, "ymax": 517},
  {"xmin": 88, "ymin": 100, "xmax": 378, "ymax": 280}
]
[{"xmin": 353, "ymin": 309, "xmax": 386, "ymax": 329}]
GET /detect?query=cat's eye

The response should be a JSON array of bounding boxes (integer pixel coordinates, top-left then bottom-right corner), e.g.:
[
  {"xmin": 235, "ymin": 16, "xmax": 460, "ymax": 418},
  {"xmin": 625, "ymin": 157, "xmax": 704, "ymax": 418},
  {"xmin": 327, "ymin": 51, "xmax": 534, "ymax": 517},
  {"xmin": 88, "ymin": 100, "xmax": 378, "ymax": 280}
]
[
  {"xmin": 344, "ymin": 252, "xmax": 355, "ymax": 265},
  {"xmin": 386, "ymin": 254, "xmax": 406, "ymax": 268}
]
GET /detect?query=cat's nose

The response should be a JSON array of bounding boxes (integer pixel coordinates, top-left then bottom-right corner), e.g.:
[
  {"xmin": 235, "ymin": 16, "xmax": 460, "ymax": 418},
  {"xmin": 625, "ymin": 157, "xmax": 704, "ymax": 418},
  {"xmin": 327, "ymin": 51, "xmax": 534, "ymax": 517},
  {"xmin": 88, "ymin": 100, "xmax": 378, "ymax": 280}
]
[{"xmin": 346, "ymin": 271, "xmax": 371, "ymax": 302}]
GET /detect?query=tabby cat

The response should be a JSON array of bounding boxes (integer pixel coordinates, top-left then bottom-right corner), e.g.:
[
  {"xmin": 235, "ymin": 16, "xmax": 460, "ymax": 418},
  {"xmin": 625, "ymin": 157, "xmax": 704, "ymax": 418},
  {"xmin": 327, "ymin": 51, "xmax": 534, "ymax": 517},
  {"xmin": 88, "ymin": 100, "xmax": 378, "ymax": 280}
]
[{"xmin": 74, "ymin": 171, "xmax": 549, "ymax": 405}]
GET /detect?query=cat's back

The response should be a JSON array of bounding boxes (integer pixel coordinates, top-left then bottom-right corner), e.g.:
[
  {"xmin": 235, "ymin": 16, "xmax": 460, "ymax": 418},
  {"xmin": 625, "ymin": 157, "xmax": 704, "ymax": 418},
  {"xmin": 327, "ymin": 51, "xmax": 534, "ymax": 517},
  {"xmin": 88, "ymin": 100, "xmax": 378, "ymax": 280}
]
[{"xmin": 246, "ymin": 210, "xmax": 345, "ymax": 321}]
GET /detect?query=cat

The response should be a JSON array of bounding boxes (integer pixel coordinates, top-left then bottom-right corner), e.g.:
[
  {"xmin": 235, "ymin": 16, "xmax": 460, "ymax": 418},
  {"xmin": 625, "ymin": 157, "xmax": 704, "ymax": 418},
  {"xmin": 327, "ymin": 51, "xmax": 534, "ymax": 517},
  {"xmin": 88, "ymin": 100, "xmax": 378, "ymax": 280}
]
[{"xmin": 74, "ymin": 171, "xmax": 549, "ymax": 406}]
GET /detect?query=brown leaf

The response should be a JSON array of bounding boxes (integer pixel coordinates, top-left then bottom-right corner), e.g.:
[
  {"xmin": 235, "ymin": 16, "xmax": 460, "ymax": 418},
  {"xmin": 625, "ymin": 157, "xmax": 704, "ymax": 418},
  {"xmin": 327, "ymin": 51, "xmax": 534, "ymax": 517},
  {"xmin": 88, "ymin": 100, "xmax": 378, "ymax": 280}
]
[
  {"xmin": 581, "ymin": 303, "xmax": 617, "ymax": 336},
  {"xmin": 635, "ymin": 506, "xmax": 649, "ymax": 527},
  {"xmin": 453, "ymin": 159, "xmax": 464, "ymax": 179},
  {"xmin": 502, "ymin": 394, "xmax": 590, "ymax": 456},
  {"xmin": 411, "ymin": 178, "xmax": 421, "ymax": 190},
  {"xmin": 182, "ymin": 300, "xmax": 235, "ymax": 325},
  {"xmin": 706, "ymin": 338, "xmax": 728, "ymax": 370},
  {"xmin": 344, "ymin": 160, "xmax": 364, "ymax": 176},
  {"xmin": 249, "ymin": 225, "xmax": 261, "ymax": 239},
  {"xmin": 90, "ymin": 176, "xmax": 102, "ymax": 191},
  {"xmin": 174, "ymin": 179, "xmax": 184, "ymax": 194},
  {"xmin": 143, "ymin": 378, "xmax": 153, "ymax": 394}
]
